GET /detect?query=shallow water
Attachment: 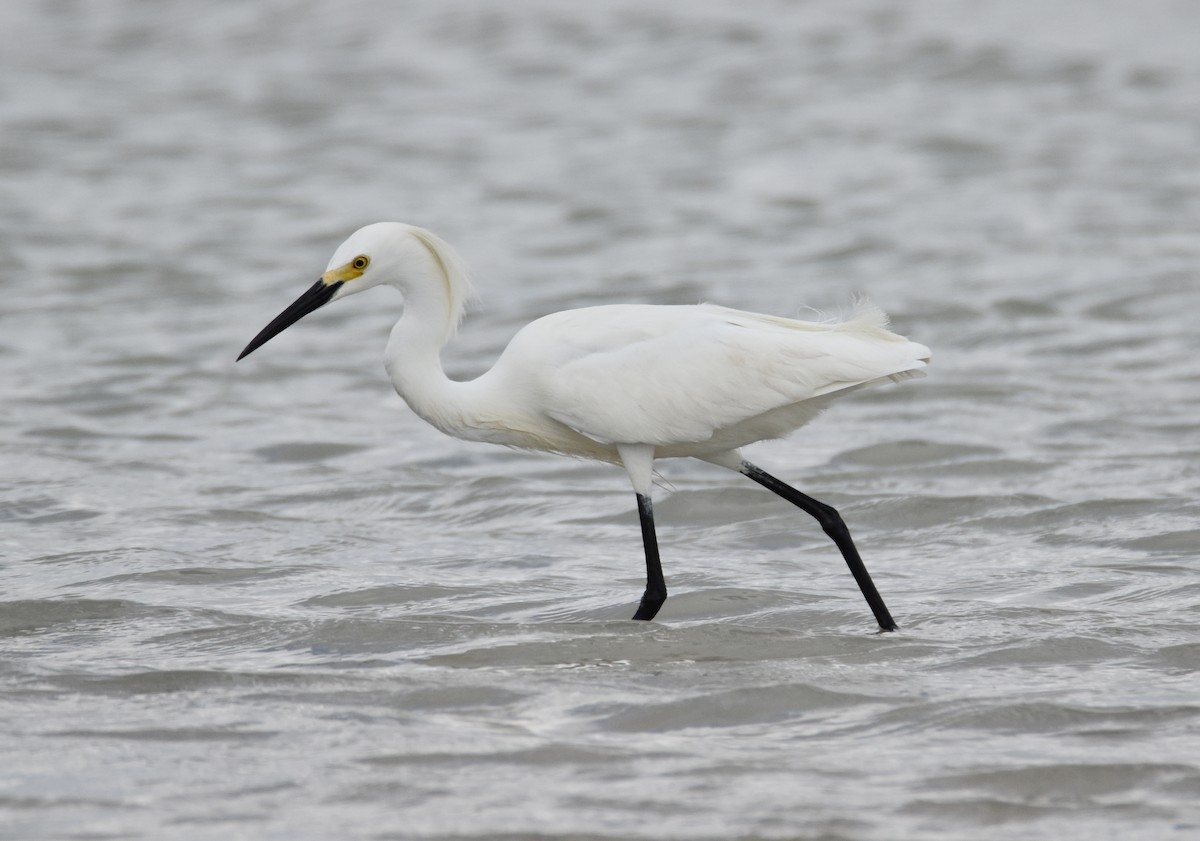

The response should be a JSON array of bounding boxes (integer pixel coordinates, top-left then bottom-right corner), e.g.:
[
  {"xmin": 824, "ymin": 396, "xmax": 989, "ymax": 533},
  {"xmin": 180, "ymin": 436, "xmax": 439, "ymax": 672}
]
[{"xmin": 2, "ymin": 1, "xmax": 1199, "ymax": 839}]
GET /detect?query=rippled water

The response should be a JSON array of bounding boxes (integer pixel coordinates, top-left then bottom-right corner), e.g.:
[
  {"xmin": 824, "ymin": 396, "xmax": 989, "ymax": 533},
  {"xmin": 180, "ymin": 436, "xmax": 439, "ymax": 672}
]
[{"xmin": 3, "ymin": 1, "xmax": 1199, "ymax": 838}]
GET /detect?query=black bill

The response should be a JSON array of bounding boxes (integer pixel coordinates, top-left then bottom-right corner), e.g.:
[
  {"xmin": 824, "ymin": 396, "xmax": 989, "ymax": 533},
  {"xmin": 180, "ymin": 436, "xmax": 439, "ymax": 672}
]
[{"xmin": 237, "ymin": 279, "xmax": 343, "ymax": 360}]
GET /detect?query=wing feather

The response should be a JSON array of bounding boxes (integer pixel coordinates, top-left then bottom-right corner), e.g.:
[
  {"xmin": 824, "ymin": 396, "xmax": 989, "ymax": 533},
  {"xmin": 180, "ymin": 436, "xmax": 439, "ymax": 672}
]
[{"xmin": 534, "ymin": 303, "xmax": 928, "ymax": 446}]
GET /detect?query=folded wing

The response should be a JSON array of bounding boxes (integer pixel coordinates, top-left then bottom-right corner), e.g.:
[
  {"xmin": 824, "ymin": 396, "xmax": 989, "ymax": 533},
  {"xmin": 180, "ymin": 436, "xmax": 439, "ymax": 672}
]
[{"xmin": 539, "ymin": 302, "xmax": 929, "ymax": 446}]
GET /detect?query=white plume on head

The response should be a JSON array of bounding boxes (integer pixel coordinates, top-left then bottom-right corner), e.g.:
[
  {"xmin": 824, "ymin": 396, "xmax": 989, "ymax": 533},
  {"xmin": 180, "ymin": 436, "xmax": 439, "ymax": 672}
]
[
  {"xmin": 407, "ymin": 225, "xmax": 477, "ymax": 337},
  {"xmin": 328, "ymin": 222, "xmax": 477, "ymax": 340}
]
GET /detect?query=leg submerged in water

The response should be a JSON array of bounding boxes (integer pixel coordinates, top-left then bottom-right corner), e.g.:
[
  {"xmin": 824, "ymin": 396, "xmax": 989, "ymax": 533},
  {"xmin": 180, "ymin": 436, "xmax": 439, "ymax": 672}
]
[
  {"xmin": 631, "ymin": 493, "xmax": 666, "ymax": 621},
  {"xmin": 739, "ymin": 460, "xmax": 898, "ymax": 632},
  {"xmin": 617, "ymin": 444, "xmax": 667, "ymax": 621}
]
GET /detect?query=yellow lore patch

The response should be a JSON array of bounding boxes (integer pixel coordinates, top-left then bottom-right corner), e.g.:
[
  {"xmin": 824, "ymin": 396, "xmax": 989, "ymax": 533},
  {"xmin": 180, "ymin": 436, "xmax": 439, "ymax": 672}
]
[{"xmin": 321, "ymin": 255, "xmax": 370, "ymax": 285}]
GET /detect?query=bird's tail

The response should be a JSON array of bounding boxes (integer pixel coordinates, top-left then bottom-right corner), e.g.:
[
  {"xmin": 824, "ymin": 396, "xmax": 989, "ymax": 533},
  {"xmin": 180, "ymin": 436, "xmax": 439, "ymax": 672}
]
[{"xmin": 839, "ymin": 295, "xmax": 892, "ymax": 332}]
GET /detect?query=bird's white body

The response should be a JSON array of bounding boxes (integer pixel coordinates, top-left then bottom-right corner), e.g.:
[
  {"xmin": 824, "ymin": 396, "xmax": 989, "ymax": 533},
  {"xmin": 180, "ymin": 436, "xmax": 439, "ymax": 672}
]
[
  {"xmin": 387, "ymin": 300, "xmax": 928, "ymax": 470},
  {"xmin": 240, "ymin": 222, "xmax": 929, "ymax": 627}
]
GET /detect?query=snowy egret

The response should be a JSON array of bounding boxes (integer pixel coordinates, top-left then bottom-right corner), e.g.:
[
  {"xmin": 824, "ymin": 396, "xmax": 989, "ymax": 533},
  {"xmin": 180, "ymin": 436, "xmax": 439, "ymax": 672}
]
[{"xmin": 238, "ymin": 223, "xmax": 929, "ymax": 631}]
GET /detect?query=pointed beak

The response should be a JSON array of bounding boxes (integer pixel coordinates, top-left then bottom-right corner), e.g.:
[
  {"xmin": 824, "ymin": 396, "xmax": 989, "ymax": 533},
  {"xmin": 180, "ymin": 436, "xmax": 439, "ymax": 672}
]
[{"xmin": 237, "ymin": 279, "xmax": 343, "ymax": 361}]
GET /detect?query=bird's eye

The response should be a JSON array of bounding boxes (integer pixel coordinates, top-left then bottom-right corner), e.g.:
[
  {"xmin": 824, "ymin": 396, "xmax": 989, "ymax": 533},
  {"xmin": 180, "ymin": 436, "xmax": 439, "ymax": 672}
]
[{"xmin": 352, "ymin": 256, "xmax": 370, "ymax": 270}]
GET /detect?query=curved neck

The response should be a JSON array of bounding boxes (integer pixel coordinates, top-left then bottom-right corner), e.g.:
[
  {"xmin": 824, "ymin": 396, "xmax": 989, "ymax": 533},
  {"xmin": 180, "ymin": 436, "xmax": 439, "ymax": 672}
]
[{"xmin": 383, "ymin": 287, "xmax": 475, "ymax": 439}]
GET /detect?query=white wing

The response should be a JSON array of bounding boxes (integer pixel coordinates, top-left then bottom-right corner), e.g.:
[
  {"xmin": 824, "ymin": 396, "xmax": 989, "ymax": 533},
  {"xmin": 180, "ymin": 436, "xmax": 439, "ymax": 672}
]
[{"xmin": 511, "ymin": 302, "xmax": 929, "ymax": 447}]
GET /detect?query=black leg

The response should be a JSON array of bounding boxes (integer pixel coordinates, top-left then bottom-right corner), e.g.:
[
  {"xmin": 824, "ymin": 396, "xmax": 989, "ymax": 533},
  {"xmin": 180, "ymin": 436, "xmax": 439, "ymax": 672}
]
[
  {"xmin": 740, "ymin": 460, "xmax": 898, "ymax": 632},
  {"xmin": 631, "ymin": 493, "xmax": 667, "ymax": 621}
]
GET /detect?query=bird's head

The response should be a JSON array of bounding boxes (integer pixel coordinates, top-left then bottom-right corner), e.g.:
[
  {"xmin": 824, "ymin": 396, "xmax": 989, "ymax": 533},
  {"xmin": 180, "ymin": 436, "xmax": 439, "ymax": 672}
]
[{"xmin": 237, "ymin": 222, "xmax": 473, "ymax": 360}]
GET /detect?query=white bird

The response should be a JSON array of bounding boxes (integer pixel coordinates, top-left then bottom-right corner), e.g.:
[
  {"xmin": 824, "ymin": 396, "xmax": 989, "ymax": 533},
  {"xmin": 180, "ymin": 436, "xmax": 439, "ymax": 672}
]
[{"xmin": 238, "ymin": 222, "xmax": 930, "ymax": 630}]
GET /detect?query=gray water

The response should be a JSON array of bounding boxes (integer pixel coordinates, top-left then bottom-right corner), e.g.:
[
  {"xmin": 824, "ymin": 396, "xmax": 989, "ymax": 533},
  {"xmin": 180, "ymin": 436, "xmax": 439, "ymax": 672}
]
[{"xmin": 2, "ymin": 1, "xmax": 1198, "ymax": 838}]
